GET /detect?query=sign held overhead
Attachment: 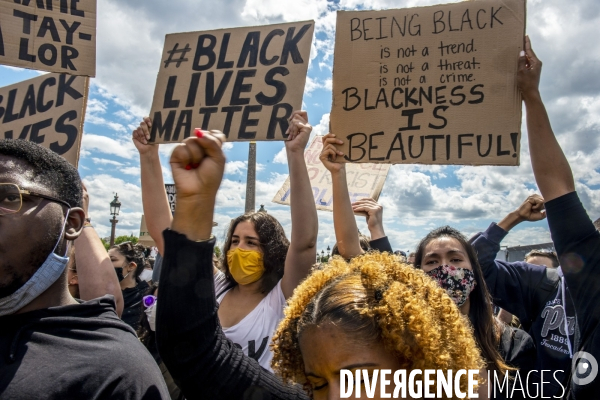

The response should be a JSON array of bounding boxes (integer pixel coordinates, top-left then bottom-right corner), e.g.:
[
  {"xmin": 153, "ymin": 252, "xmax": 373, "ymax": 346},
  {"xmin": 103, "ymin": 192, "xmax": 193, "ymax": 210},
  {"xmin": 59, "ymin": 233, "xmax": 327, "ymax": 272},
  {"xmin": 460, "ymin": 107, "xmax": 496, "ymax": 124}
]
[
  {"xmin": 149, "ymin": 20, "xmax": 314, "ymax": 144},
  {"xmin": 0, "ymin": 72, "xmax": 89, "ymax": 166},
  {"xmin": 330, "ymin": 0, "xmax": 525, "ymax": 166},
  {"xmin": 272, "ymin": 136, "xmax": 390, "ymax": 212},
  {"xmin": 0, "ymin": 0, "xmax": 97, "ymax": 76}
]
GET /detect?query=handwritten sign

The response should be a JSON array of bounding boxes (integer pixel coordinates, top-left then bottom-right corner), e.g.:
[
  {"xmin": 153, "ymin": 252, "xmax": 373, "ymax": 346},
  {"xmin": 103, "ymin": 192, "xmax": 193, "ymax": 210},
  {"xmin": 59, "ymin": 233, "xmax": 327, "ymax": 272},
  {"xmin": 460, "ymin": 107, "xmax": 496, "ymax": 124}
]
[
  {"xmin": 0, "ymin": 72, "xmax": 89, "ymax": 166},
  {"xmin": 330, "ymin": 0, "xmax": 525, "ymax": 165},
  {"xmin": 149, "ymin": 21, "xmax": 314, "ymax": 144},
  {"xmin": 0, "ymin": 0, "xmax": 96, "ymax": 76},
  {"xmin": 139, "ymin": 215, "xmax": 156, "ymax": 248},
  {"xmin": 272, "ymin": 136, "xmax": 390, "ymax": 212},
  {"xmin": 165, "ymin": 184, "xmax": 176, "ymax": 214}
]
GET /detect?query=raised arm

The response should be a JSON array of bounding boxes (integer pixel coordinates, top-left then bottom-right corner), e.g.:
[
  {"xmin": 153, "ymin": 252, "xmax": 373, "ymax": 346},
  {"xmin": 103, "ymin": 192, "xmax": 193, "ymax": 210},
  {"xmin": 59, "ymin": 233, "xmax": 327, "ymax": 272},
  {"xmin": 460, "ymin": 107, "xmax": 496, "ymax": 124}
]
[
  {"xmin": 470, "ymin": 194, "xmax": 555, "ymax": 330},
  {"xmin": 319, "ymin": 133, "xmax": 364, "ymax": 259},
  {"xmin": 133, "ymin": 118, "xmax": 172, "ymax": 254},
  {"xmin": 352, "ymin": 198, "xmax": 394, "ymax": 253},
  {"xmin": 281, "ymin": 111, "xmax": 318, "ymax": 299},
  {"xmin": 156, "ymin": 132, "xmax": 308, "ymax": 399},
  {"xmin": 497, "ymin": 194, "xmax": 546, "ymax": 232},
  {"xmin": 74, "ymin": 183, "xmax": 124, "ymax": 316},
  {"xmin": 518, "ymin": 37, "xmax": 575, "ymax": 202}
]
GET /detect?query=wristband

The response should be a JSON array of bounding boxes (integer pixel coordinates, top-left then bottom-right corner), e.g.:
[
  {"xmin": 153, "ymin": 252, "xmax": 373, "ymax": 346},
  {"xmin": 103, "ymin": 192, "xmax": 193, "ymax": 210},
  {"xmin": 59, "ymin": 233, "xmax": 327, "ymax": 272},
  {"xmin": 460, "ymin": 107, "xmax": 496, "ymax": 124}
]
[{"xmin": 195, "ymin": 234, "xmax": 215, "ymax": 242}]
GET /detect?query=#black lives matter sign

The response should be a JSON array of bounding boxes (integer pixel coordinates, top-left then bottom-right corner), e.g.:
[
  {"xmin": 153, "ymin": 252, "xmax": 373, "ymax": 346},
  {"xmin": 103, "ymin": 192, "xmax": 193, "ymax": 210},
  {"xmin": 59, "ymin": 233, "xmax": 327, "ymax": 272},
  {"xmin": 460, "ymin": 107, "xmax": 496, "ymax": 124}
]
[
  {"xmin": 149, "ymin": 20, "xmax": 314, "ymax": 143},
  {"xmin": 330, "ymin": 0, "xmax": 525, "ymax": 165},
  {"xmin": 0, "ymin": 0, "xmax": 96, "ymax": 76},
  {"xmin": 0, "ymin": 72, "xmax": 89, "ymax": 166}
]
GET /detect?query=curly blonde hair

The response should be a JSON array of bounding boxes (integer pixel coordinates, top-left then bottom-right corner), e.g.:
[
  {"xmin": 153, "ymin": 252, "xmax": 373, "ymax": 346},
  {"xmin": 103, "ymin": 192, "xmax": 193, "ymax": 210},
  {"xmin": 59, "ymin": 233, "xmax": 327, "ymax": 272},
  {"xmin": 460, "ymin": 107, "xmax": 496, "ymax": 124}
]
[{"xmin": 271, "ymin": 252, "xmax": 485, "ymax": 398}]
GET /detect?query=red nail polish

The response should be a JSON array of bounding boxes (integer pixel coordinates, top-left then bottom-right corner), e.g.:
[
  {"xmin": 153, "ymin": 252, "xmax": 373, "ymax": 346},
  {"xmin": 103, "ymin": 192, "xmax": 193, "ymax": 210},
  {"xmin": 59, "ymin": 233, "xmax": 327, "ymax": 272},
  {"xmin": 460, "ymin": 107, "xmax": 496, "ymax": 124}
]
[
  {"xmin": 185, "ymin": 164, "xmax": 192, "ymax": 170},
  {"xmin": 195, "ymin": 129, "xmax": 204, "ymax": 138}
]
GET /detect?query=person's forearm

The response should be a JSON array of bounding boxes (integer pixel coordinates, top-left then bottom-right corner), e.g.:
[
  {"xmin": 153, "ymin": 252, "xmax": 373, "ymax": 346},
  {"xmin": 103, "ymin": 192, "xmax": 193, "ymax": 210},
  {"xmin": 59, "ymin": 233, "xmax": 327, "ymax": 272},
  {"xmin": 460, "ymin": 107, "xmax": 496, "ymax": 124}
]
[
  {"xmin": 497, "ymin": 211, "xmax": 522, "ymax": 232},
  {"xmin": 75, "ymin": 227, "xmax": 124, "ymax": 316},
  {"xmin": 140, "ymin": 151, "xmax": 172, "ymax": 254},
  {"xmin": 286, "ymin": 149, "xmax": 318, "ymax": 254},
  {"xmin": 332, "ymin": 168, "xmax": 363, "ymax": 259},
  {"xmin": 280, "ymin": 149, "xmax": 318, "ymax": 297},
  {"xmin": 525, "ymin": 93, "xmax": 575, "ymax": 202},
  {"xmin": 171, "ymin": 196, "xmax": 215, "ymax": 241},
  {"xmin": 368, "ymin": 223, "xmax": 386, "ymax": 241}
]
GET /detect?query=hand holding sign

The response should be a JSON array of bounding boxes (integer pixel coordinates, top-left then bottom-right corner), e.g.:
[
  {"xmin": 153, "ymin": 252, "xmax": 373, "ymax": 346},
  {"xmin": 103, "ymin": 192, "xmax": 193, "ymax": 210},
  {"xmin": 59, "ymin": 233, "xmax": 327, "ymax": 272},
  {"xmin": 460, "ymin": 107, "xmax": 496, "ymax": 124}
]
[
  {"xmin": 517, "ymin": 36, "xmax": 542, "ymax": 102},
  {"xmin": 319, "ymin": 133, "xmax": 346, "ymax": 174},
  {"xmin": 351, "ymin": 198, "xmax": 386, "ymax": 240},
  {"xmin": 132, "ymin": 117, "xmax": 159, "ymax": 157}
]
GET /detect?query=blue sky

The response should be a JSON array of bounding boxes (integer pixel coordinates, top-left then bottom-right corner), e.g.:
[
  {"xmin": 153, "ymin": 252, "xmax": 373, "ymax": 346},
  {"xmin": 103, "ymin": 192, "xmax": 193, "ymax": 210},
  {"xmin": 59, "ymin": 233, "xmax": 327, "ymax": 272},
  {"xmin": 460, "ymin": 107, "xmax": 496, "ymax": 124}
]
[{"xmin": 2, "ymin": 0, "xmax": 600, "ymax": 255}]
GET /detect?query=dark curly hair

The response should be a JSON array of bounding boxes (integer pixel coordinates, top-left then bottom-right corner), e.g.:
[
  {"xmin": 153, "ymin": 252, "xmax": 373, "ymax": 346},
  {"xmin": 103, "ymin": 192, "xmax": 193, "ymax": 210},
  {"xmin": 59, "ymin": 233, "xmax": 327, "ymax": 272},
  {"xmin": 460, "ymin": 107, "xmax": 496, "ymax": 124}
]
[
  {"xmin": 112, "ymin": 242, "xmax": 147, "ymax": 279},
  {"xmin": 0, "ymin": 139, "xmax": 82, "ymax": 208},
  {"xmin": 221, "ymin": 212, "xmax": 289, "ymax": 294},
  {"xmin": 414, "ymin": 226, "xmax": 516, "ymax": 379}
]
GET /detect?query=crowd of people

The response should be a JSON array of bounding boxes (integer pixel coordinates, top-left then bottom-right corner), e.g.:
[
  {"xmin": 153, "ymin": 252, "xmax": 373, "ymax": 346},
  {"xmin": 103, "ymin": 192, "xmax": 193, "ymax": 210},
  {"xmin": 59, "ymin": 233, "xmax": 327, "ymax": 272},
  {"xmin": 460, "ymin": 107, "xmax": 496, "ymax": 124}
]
[{"xmin": 0, "ymin": 39, "xmax": 599, "ymax": 400}]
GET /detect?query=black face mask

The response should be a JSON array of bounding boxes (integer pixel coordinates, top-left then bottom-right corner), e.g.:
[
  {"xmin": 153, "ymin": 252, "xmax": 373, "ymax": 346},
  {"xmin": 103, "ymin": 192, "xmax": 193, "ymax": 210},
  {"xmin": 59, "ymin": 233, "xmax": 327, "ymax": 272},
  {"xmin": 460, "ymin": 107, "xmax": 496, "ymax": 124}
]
[
  {"xmin": 114, "ymin": 268, "xmax": 125, "ymax": 282},
  {"xmin": 114, "ymin": 266, "xmax": 130, "ymax": 282}
]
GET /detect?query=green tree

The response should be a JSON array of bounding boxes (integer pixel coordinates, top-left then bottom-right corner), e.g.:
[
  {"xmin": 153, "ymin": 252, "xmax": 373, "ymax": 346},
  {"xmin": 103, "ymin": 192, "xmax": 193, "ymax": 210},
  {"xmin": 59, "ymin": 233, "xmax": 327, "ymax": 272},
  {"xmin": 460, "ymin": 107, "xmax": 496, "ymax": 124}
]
[
  {"xmin": 101, "ymin": 235, "xmax": 139, "ymax": 251},
  {"xmin": 115, "ymin": 235, "xmax": 139, "ymax": 245},
  {"xmin": 214, "ymin": 245, "xmax": 222, "ymax": 259}
]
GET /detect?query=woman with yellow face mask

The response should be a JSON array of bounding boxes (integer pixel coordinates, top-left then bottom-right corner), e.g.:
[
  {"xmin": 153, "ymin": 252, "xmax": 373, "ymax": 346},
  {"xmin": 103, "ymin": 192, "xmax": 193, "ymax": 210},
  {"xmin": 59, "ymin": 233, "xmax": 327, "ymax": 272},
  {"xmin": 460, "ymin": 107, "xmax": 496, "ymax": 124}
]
[{"xmin": 133, "ymin": 110, "xmax": 318, "ymax": 371}]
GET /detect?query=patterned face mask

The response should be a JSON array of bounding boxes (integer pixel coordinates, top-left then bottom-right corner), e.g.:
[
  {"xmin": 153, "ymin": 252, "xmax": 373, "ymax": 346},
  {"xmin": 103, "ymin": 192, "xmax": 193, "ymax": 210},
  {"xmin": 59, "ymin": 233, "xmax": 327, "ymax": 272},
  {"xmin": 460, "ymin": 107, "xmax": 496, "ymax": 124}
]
[{"xmin": 425, "ymin": 264, "xmax": 477, "ymax": 307}]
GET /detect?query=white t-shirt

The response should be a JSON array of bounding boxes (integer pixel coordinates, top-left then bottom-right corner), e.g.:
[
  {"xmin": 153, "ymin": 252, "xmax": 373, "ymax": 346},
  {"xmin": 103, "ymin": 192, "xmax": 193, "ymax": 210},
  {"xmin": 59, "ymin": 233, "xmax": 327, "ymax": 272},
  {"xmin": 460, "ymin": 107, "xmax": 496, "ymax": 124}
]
[{"xmin": 214, "ymin": 270, "xmax": 286, "ymax": 371}]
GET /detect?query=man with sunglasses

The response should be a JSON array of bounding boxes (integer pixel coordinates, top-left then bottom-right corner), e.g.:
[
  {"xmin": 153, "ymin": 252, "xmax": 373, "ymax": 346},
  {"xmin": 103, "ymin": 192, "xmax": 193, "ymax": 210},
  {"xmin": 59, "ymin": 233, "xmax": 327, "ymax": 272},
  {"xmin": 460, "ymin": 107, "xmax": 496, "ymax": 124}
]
[{"xmin": 0, "ymin": 139, "xmax": 168, "ymax": 399}]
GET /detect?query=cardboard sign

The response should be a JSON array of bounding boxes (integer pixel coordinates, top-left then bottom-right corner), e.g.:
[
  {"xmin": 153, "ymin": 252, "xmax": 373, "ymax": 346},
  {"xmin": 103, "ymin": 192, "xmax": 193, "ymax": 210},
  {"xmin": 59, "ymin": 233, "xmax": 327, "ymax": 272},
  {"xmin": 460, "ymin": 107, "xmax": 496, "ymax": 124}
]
[
  {"xmin": 149, "ymin": 20, "xmax": 314, "ymax": 143},
  {"xmin": 0, "ymin": 0, "xmax": 96, "ymax": 76},
  {"xmin": 165, "ymin": 184, "xmax": 176, "ymax": 214},
  {"xmin": 0, "ymin": 72, "xmax": 89, "ymax": 166},
  {"xmin": 139, "ymin": 215, "xmax": 156, "ymax": 247},
  {"xmin": 330, "ymin": 0, "xmax": 525, "ymax": 165},
  {"xmin": 272, "ymin": 136, "xmax": 390, "ymax": 212}
]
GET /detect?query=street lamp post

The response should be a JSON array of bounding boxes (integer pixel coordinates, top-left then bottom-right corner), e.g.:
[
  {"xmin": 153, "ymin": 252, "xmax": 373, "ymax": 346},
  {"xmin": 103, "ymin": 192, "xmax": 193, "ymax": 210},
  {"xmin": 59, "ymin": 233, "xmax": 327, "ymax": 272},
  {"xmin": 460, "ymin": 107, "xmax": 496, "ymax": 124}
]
[{"xmin": 109, "ymin": 193, "xmax": 121, "ymax": 247}]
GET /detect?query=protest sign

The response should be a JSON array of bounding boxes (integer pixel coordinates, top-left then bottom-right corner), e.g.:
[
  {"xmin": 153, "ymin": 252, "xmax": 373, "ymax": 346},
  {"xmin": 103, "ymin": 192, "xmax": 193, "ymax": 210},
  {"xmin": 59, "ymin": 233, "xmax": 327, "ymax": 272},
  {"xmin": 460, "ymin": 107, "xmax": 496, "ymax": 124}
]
[
  {"xmin": 272, "ymin": 136, "xmax": 390, "ymax": 212},
  {"xmin": 0, "ymin": 72, "xmax": 89, "ymax": 166},
  {"xmin": 149, "ymin": 20, "xmax": 314, "ymax": 144},
  {"xmin": 138, "ymin": 215, "xmax": 156, "ymax": 248},
  {"xmin": 165, "ymin": 184, "xmax": 176, "ymax": 214},
  {"xmin": 0, "ymin": 0, "xmax": 96, "ymax": 76},
  {"xmin": 330, "ymin": 0, "xmax": 525, "ymax": 165}
]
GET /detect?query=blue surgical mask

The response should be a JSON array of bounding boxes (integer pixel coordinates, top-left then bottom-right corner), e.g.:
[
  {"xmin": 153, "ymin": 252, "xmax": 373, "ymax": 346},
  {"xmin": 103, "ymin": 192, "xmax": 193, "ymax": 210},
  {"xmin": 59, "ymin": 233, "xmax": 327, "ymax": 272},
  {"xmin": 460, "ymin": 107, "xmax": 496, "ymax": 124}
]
[{"xmin": 0, "ymin": 208, "xmax": 71, "ymax": 316}]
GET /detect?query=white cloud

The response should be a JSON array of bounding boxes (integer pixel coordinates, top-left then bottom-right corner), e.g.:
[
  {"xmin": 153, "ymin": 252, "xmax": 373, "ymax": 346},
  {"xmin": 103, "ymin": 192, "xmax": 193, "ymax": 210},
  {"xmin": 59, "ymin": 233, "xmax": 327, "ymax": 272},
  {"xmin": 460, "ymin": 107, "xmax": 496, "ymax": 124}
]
[
  {"xmin": 225, "ymin": 160, "xmax": 248, "ymax": 175},
  {"xmin": 83, "ymin": 174, "xmax": 144, "ymax": 238},
  {"xmin": 91, "ymin": 158, "xmax": 124, "ymax": 166},
  {"xmin": 121, "ymin": 166, "xmax": 141, "ymax": 176},
  {"xmin": 81, "ymin": 134, "xmax": 138, "ymax": 159}
]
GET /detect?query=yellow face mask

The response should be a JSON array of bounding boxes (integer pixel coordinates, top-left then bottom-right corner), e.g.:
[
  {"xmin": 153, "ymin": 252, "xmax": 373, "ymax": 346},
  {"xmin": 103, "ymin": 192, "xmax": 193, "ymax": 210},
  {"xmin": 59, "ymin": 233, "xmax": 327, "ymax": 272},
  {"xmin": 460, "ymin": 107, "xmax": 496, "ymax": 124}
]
[{"xmin": 227, "ymin": 248, "xmax": 265, "ymax": 285}]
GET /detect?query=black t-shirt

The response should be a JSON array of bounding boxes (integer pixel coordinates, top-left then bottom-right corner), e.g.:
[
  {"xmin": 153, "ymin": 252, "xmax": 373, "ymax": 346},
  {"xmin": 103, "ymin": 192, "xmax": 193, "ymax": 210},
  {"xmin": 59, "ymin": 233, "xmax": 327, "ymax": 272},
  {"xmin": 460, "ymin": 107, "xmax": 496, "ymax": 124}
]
[
  {"xmin": 545, "ymin": 192, "xmax": 600, "ymax": 399},
  {"xmin": 0, "ymin": 296, "xmax": 169, "ymax": 399},
  {"xmin": 122, "ymin": 278, "xmax": 150, "ymax": 330}
]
